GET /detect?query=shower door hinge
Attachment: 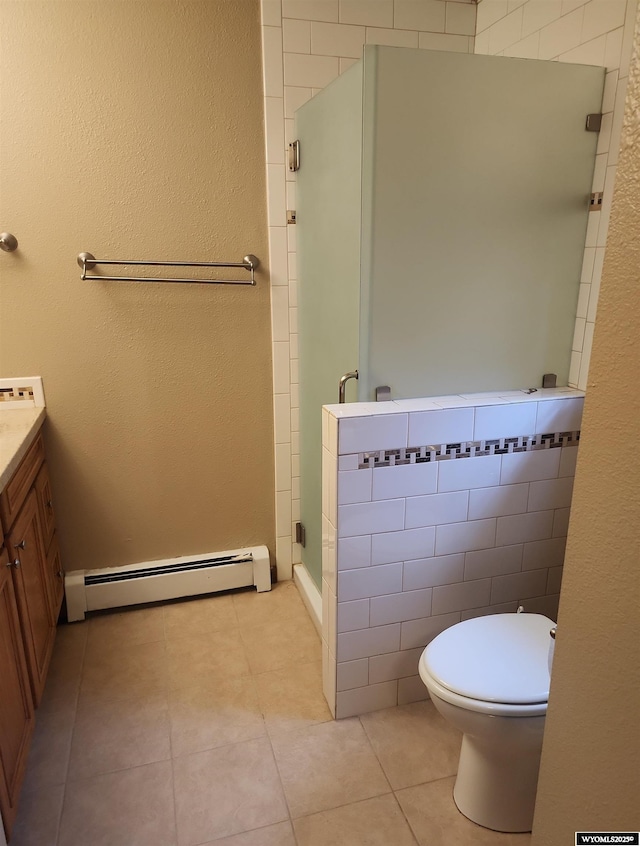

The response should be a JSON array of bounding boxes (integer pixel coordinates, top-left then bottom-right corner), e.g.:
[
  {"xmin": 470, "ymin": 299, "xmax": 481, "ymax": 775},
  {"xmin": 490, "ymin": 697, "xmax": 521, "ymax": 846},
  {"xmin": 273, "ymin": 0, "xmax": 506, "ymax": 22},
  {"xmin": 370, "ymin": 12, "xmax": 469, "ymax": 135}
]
[
  {"xmin": 287, "ymin": 210, "xmax": 297, "ymax": 225},
  {"xmin": 585, "ymin": 113, "xmax": 602, "ymax": 132},
  {"xmin": 295, "ymin": 522, "xmax": 306, "ymax": 547},
  {"xmin": 288, "ymin": 140, "xmax": 301, "ymax": 171},
  {"xmin": 589, "ymin": 192, "xmax": 603, "ymax": 211}
]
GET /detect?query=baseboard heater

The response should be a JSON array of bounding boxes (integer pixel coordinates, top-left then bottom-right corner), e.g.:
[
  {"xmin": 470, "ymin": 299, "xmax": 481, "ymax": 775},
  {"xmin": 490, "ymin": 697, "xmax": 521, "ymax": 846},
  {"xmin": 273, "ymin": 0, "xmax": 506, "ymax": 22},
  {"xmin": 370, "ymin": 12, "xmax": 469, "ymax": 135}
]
[{"xmin": 64, "ymin": 545, "xmax": 271, "ymax": 622}]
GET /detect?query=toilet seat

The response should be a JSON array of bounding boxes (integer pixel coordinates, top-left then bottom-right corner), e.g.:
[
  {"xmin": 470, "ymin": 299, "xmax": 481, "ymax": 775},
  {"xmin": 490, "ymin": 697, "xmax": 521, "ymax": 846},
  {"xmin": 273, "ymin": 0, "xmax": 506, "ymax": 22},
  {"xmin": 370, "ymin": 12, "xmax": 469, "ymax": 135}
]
[{"xmin": 420, "ymin": 613, "xmax": 554, "ymax": 717}]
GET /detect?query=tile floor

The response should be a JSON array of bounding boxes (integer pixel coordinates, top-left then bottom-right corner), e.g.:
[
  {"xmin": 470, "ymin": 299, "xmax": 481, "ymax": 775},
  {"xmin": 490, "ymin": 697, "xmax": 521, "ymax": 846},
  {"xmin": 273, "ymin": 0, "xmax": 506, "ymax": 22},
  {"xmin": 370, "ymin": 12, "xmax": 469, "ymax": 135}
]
[{"xmin": 9, "ymin": 581, "xmax": 532, "ymax": 846}]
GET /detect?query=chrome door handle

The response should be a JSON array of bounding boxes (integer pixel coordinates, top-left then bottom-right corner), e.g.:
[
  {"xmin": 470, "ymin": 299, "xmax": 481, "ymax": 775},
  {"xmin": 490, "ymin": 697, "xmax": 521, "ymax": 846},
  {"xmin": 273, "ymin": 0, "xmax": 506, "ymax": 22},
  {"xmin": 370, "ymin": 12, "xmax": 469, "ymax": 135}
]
[{"xmin": 339, "ymin": 371, "xmax": 358, "ymax": 403}]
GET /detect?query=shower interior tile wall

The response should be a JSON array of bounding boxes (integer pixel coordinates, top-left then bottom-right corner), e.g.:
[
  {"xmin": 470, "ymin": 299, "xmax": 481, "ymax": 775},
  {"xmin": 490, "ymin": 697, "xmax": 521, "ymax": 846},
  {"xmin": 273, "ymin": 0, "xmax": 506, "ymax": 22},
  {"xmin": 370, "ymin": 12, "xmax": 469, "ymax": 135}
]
[
  {"xmin": 260, "ymin": 0, "xmax": 477, "ymax": 578},
  {"xmin": 321, "ymin": 390, "xmax": 584, "ymax": 719}
]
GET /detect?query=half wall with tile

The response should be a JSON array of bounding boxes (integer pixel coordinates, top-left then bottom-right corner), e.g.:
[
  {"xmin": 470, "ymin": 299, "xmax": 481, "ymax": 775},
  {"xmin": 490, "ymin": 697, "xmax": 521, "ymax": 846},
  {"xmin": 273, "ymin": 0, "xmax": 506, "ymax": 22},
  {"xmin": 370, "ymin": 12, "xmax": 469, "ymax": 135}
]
[{"xmin": 321, "ymin": 389, "xmax": 583, "ymax": 719}]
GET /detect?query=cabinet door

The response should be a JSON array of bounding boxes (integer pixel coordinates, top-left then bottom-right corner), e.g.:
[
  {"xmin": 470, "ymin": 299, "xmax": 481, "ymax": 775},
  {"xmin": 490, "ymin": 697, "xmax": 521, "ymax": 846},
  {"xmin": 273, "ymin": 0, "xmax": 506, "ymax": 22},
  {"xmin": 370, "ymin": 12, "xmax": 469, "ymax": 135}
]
[
  {"xmin": 34, "ymin": 463, "xmax": 55, "ymax": 550},
  {"xmin": 46, "ymin": 537, "xmax": 64, "ymax": 622},
  {"xmin": 0, "ymin": 545, "xmax": 35, "ymax": 840},
  {"xmin": 8, "ymin": 489, "xmax": 56, "ymax": 705}
]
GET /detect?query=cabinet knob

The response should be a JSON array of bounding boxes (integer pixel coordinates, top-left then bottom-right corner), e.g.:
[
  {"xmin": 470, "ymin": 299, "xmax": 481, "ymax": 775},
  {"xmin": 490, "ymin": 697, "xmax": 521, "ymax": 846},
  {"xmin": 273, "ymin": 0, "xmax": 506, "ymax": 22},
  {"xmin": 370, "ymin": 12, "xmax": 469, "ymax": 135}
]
[
  {"xmin": 14, "ymin": 539, "xmax": 26, "ymax": 550},
  {"xmin": 47, "ymin": 499, "xmax": 54, "ymax": 509},
  {"xmin": 9, "ymin": 559, "xmax": 21, "ymax": 569},
  {"xmin": 57, "ymin": 570, "xmax": 64, "ymax": 580}
]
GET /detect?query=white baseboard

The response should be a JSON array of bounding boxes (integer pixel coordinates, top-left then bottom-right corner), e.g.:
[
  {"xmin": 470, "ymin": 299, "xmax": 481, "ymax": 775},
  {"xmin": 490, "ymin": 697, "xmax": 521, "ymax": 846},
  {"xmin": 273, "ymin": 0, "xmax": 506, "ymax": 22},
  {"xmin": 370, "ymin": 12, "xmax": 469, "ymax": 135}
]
[{"xmin": 293, "ymin": 563, "xmax": 321, "ymax": 635}]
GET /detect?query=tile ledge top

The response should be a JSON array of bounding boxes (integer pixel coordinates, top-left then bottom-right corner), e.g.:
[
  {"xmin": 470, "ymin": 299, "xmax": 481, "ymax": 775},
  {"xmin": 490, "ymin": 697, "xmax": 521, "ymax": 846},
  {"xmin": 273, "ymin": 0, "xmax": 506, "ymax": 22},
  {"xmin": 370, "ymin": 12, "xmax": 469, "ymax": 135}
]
[{"xmin": 324, "ymin": 387, "xmax": 584, "ymax": 418}]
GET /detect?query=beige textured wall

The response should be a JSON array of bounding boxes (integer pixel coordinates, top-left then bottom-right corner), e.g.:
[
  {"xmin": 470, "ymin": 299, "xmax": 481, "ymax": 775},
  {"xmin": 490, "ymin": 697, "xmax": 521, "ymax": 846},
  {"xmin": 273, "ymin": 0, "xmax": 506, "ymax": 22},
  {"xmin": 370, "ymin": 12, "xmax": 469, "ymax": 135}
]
[
  {"xmin": 532, "ymin": 12, "xmax": 640, "ymax": 843},
  {"xmin": 0, "ymin": 1, "xmax": 274, "ymax": 571}
]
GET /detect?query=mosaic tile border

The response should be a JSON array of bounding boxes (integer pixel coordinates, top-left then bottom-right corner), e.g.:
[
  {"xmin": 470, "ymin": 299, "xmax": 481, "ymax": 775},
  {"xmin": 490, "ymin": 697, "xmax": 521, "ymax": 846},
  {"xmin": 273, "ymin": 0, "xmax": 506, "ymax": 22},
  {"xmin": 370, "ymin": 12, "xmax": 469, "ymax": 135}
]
[
  {"xmin": 0, "ymin": 377, "xmax": 45, "ymax": 407},
  {"xmin": 358, "ymin": 431, "xmax": 580, "ymax": 469}
]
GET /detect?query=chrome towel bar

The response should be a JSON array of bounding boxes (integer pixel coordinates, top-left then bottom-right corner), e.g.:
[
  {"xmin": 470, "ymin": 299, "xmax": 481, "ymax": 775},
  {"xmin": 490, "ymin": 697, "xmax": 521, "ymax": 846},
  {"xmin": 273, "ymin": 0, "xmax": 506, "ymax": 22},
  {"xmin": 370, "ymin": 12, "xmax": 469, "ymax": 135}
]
[{"xmin": 77, "ymin": 252, "xmax": 259, "ymax": 286}]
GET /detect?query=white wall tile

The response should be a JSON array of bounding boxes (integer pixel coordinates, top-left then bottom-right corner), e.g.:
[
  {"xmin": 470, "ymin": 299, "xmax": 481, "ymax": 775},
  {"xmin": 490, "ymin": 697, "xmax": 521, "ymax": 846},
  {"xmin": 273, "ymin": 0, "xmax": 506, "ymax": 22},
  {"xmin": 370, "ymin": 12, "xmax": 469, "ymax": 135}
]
[
  {"xmin": 405, "ymin": 490, "xmax": 469, "ymax": 529},
  {"xmin": 476, "ymin": 0, "xmax": 509, "ymax": 33},
  {"xmin": 337, "ymin": 658, "xmax": 369, "ymax": 690},
  {"xmin": 558, "ymin": 445, "xmax": 579, "ymax": 477},
  {"xmin": 339, "ymin": 454, "xmax": 359, "ymax": 471},
  {"xmin": 419, "ymin": 31, "xmax": 471, "ymax": 51},
  {"xmin": 398, "ymin": 675, "xmax": 430, "ymax": 705},
  {"xmin": 322, "ymin": 577, "xmax": 337, "ymax": 653},
  {"xmin": 337, "ymin": 598, "xmax": 370, "ymax": 632},
  {"xmin": 275, "ymin": 442, "xmax": 292, "ymax": 491},
  {"xmin": 464, "ymin": 544, "xmax": 524, "ymax": 580},
  {"xmin": 522, "ymin": 536, "xmax": 567, "ymax": 570},
  {"xmin": 496, "ymin": 510, "xmax": 554, "ymax": 546},
  {"xmin": 262, "ymin": 0, "xmax": 282, "ymax": 27},
  {"xmin": 338, "ymin": 623, "xmax": 401, "ymax": 661},
  {"xmin": 311, "ymin": 21, "xmax": 366, "ymax": 56},
  {"xmin": 371, "ymin": 526, "xmax": 436, "ymax": 565},
  {"xmin": 271, "ymin": 285, "xmax": 290, "ymax": 343},
  {"xmin": 265, "ymin": 97, "xmax": 286, "ymax": 166},
  {"xmin": 572, "ymin": 317, "xmax": 586, "ymax": 352},
  {"xmin": 338, "ymin": 498, "xmax": 405, "ymax": 537},
  {"xmin": 283, "ymin": 17, "xmax": 311, "ymax": 52},
  {"xmin": 468, "ymin": 483, "xmax": 529, "ymax": 520},
  {"xmin": 322, "ymin": 514, "xmax": 337, "ymax": 589},
  {"xmin": 488, "ymin": 7, "xmax": 524, "ymax": 51},
  {"xmin": 263, "ymin": 25, "xmax": 284, "ymax": 97},
  {"xmin": 336, "ymin": 681, "xmax": 398, "ymax": 718},
  {"xmin": 538, "ymin": 6, "xmax": 584, "ymax": 59},
  {"xmin": 338, "ymin": 534, "xmax": 372, "ymax": 570},
  {"xmin": 322, "ymin": 446, "xmax": 337, "ymax": 526},
  {"xmin": 338, "ymin": 562, "xmax": 403, "ymax": 601},
  {"xmin": 521, "ymin": 0, "xmax": 561, "ymax": 39},
  {"xmin": 438, "ymin": 455, "xmax": 502, "ymax": 493},
  {"xmin": 408, "ymin": 408, "xmax": 475, "ymax": 447},
  {"xmin": 372, "ymin": 462, "xmax": 438, "ymax": 501},
  {"xmin": 605, "ymin": 24, "xmax": 624, "ymax": 71},
  {"xmin": 284, "ymin": 85, "xmax": 313, "ymax": 118},
  {"xmin": 340, "ymin": 56, "xmax": 360, "ymax": 72},
  {"xmin": 528, "ymin": 477, "xmax": 575, "ymax": 512},
  {"xmin": 535, "ymin": 397, "xmax": 584, "ymax": 433},
  {"xmin": 268, "ymin": 225, "xmax": 289, "ymax": 286},
  {"xmin": 445, "ymin": 1, "xmax": 477, "ymax": 35},
  {"xmin": 432, "ymin": 579, "xmax": 492, "ymax": 615},
  {"xmin": 400, "ymin": 611, "xmax": 462, "ymax": 650},
  {"xmin": 577, "ymin": 323, "xmax": 595, "ymax": 391},
  {"xmin": 274, "ymin": 393, "xmax": 291, "ymax": 443},
  {"xmin": 490, "ymin": 568, "xmax": 548, "ymax": 605},
  {"xmin": 370, "ymin": 588, "xmax": 433, "ymax": 626},
  {"xmin": 322, "ymin": 642, "xmax": 337, "ymax": 716},
  {"xmin": 403, "ymin": 554, "xmax": 465, "ymax": 590},
  {"xmin": 267, "ymin": 163, "xmax": 287, "ymax": 227},
  {"xmin": 369, "ymin": 648, "xmax": 424, "ymax": 684},
  {"xmin": 524, "ymin": 594, "xmax": 560, "ymax": 620},
  {"xmin": 338, "ymin": 469, "xmax": 372, "ymax": 505},
  {"xmin": 503, "ymin": 30, "xmax": 540, "ymax": 57},
  {"xmin": 283, "ymin": 51, "xmax": 339, "ymax": 87},
  {"xmin": 283, "ymin": 0, "xmax": 339, "ymax": 22},
  {"xmin": 553, "ymin": 507, "xmax": 571, "ymax": 537},
  {"xmin": 339, "ymin": 413, "xmax": 409, "ymax": 454},
  {"xmin": 473, "ymin": 402, "xmax": 538, "ymax": 440},
  {"xmin": 500, "ymin": 449, "xmax": 561, "ymax": 484},
  {"xmin": 581, "ymin": 0, "xmax": 626, "ymax": 44},
  {"xmin": 587, "ymin": 248, "xmax": 606, "ymax": 323},
  {"xmin": 435, "ymin": 519, "xmax": 497, "ymax": 555},
  {"xmin": 340, "ymin": 0, "xmax": 393, "ymax": 27},
  {"xmin": 276, "ymin": 489, "xmax": 293, "ymax": 537},
  {"xmin": 367, "ymin": 27, "xmax": 420, "ymax": 47},
  {"xmin": 547, "ymin": 565, "xmax": 564, "ymax": 595},
  {"xmin": 560, "ymin": 33, "xmax": 606, "ymax": 65},
  {"xmin": 394, "ymin": 0, "xmax": 446, "ymax": 31}
]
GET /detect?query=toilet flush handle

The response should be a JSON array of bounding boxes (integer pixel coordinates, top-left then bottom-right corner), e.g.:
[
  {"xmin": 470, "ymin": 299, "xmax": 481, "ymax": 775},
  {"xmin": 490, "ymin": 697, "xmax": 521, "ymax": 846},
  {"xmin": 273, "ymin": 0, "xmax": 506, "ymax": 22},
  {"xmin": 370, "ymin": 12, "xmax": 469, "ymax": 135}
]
[{"xmin": 549, "ymin": 627, "xmax": 557, "ymax": 639}]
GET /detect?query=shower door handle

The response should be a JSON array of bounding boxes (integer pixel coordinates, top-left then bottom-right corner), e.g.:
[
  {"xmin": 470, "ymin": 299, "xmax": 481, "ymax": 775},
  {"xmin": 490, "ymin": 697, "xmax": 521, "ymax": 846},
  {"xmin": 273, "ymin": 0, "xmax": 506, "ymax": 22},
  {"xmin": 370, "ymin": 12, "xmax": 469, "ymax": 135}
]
[{"xmin": 338, "ymin": 371, "xmax": 358, "ymax": 403}]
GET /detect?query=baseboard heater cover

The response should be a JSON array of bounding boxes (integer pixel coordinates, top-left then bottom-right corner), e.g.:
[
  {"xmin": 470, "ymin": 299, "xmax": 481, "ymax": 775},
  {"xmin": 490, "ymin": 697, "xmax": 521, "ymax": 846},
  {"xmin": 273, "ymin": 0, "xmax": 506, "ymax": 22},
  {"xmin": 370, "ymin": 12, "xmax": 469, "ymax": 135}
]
[{"xmin": 64, "ymin": 545, "xmax": 271, "ymax": 622}]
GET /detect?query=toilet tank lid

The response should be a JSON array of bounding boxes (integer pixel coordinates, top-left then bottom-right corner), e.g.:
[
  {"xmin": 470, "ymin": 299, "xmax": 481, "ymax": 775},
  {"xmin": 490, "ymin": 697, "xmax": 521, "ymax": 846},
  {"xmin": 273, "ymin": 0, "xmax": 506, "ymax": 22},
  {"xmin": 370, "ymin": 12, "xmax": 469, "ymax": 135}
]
[{"xmin": 424, "ymin": 613, "xmax": 554, "ymax": 705}]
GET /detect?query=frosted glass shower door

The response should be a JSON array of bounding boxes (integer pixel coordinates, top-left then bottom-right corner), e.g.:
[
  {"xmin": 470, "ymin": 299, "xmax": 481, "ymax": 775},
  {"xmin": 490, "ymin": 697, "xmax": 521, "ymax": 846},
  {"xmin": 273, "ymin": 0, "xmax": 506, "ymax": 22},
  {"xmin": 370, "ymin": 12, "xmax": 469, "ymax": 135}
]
[{"xmin": 296, "ymin": 64, "xmax": 363, "ymax": 589}]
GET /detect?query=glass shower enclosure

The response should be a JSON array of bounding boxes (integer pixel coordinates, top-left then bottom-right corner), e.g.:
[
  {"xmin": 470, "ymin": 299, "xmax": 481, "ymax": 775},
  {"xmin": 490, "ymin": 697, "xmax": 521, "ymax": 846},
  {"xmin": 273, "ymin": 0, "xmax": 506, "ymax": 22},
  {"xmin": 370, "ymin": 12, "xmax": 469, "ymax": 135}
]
[{"xmin": 297, "ymin": 46, "xmax": 604, "ymax": 589}]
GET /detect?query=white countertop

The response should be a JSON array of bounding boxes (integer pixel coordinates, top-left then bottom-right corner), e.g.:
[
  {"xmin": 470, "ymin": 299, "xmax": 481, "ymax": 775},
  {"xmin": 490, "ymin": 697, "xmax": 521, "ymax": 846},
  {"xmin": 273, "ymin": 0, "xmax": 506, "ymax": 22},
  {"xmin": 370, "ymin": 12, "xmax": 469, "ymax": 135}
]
[{"xmin": 0, "ymin": 407, "xmax": 47, "ymax": 491}]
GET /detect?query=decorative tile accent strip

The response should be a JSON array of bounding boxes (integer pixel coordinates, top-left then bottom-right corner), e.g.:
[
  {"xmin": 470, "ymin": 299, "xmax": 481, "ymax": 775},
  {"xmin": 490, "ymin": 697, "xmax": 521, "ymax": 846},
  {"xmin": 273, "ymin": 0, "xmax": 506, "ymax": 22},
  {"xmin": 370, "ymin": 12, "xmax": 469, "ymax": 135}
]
[
  {"xmin": 358, "ymin": 431, "xmax": 580, "ymax": 469},
  {"xmin": 0, "ymin": 377, "xmax": 46, "ymax": 407}
]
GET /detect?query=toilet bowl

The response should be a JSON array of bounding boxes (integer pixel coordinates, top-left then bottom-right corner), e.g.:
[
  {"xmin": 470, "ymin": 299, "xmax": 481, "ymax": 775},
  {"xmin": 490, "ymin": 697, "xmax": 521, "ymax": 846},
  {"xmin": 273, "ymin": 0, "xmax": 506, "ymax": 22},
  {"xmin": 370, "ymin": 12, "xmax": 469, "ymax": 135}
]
[{"xmin": 418, "ymin": 612, "xmax": 555, "ymax": 833}]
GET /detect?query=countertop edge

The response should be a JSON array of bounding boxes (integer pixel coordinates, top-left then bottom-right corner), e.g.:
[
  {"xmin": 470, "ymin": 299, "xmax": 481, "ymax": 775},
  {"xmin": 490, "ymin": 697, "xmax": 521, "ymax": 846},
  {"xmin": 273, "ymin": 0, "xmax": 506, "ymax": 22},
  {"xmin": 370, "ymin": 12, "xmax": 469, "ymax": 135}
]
[{"xmin": 0, "ymin": 408, "xmax": 47, "ymax": 491}]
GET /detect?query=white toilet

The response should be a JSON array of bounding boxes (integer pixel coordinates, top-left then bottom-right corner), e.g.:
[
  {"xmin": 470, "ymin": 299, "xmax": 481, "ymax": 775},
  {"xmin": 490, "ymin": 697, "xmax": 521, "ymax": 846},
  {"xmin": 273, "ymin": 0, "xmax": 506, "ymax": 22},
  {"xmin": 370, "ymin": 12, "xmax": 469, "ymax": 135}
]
[{"xmin": 418, "ymin": 612, "xmax": 556, "ymax": 833}]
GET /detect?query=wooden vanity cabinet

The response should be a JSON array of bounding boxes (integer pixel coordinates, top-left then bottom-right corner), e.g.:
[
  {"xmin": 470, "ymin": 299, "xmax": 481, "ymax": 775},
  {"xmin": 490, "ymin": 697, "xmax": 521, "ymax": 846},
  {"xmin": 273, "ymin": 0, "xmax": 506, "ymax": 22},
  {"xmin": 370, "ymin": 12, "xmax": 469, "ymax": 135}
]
[
  {"xmin": 1, "ymin": 433, "xmax": 62, "ymax": 707},
  {"xmin": 0, "ymin": 542, "xmax": 35, "ymax": 838}
]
